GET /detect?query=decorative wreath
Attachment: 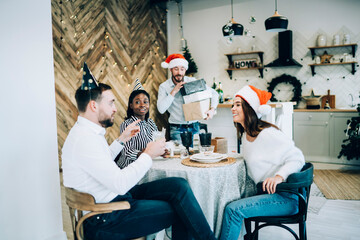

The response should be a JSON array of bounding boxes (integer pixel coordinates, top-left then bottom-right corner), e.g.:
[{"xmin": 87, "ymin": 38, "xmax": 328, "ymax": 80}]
[{"xmin": 267, "ymin": 74, "xmax": 302, "ymax": 103}]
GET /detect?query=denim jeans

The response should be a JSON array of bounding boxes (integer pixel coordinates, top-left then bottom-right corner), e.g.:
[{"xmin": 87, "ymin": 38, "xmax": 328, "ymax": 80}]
[
  {"xmin": 83, "ymin": 177, "xmax": 215, "ymax": 240},
  {"xmin": 169, "ymin": 122, "xmax": 200, "ymax": 147},
  {"xmin": 219, "ymin": 192, "xmax": 298, "ymax": 240}
]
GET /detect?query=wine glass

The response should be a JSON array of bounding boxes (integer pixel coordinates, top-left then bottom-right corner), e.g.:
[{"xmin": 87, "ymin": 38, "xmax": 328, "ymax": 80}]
[
  {"xmin": 199, "ymin": 133, "xmax": 212, "ymax": 146},
  {"xmin": 180, "ymin": 131, "xmax": 193, "ymax": 154}
]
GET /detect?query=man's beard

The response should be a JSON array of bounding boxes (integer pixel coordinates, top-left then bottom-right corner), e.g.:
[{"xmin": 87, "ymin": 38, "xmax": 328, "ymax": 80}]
[
  {"xmin": 99, "ymin": 118, "xmax": 114, "ymax": 128},
  {"xmin": 99, "ymin": 119, "xmax": 114, "ymax": 128},
  {"xmin": 172, "ymin": 74, "xmax": 184, "ymax": 83}
]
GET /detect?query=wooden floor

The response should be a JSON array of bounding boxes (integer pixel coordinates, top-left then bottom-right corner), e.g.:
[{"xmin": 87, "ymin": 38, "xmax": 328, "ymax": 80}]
[{"xmin": 61, "ymin": 162, "xmax": 360, "ymax": 240}]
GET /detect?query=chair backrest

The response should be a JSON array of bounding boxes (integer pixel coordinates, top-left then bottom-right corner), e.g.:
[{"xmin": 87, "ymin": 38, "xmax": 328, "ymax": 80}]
[
  {"xmin": 257, "ymin": 162, "xmax": 314, "ymax": 193},
  {"xmin": 284, "ymin": 162, "xmax": 314, "ymax": 189},
  {"xmin": 64, "ymin": 187, "xmax": 131, "ymax": 240},
  {"xmin": 65, "ymin": 187, "xmax": 97, "ymax": 211}
]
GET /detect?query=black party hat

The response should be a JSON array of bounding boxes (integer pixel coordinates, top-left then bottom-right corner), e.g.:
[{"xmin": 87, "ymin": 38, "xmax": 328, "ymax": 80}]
[{"xmin": 81, "ymin": 62, "xmax": 99, "ymax": 90}]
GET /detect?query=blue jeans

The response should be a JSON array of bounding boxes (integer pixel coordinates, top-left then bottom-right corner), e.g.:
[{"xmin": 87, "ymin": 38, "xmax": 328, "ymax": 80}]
[
  {"xmin": 219, "ymin": 192, "xmax": 298, "ymax": 240},
  {"xmin": 83, "ymin": 177, "xmax": 215, "ymax": 240},
  {"xmin": 169, "ymin": 122, "xmax": 200, "ymax": 147}
]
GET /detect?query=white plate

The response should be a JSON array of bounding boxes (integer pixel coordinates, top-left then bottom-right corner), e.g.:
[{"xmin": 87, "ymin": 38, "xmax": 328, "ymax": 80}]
[
  {"xmin": 190, "ymin": 153, "xmax": 228, "ymax": 163},
  {"xmin": 191, "ymin": 153, "xmax": 226, "ymax": 160}
]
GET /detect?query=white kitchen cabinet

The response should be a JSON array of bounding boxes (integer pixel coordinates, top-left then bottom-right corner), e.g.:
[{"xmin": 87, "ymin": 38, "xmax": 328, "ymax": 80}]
[{"xmin": 294, "ymin": 111, "xmax": 360, "ymax": 165}]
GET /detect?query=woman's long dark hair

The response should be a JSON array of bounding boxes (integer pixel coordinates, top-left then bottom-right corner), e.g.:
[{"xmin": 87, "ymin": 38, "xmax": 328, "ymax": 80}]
[
  {"xmin": 126, "ymin": 89, "xmax": 150, "ymax": 120},
  {"xmin": 235, "ymin": 97, "xmax": 278, "ymax": 138}
]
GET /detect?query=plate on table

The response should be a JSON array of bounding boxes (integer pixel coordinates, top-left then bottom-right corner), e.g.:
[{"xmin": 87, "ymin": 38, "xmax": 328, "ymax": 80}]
[{"xmin": 190, "ymin": 153, "xmax": 228, "ymax": 163}]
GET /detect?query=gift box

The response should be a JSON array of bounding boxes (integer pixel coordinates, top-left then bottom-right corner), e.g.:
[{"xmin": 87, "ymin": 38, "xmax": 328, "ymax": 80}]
[
  {"xmin": 182, "ymin": 98, "xmax": 210, "ymax": 121},
  {"xmin": 211, "ymin": 137, "xmax": 228, "ymax": 154},
  {"xmin": 183, "ymin": 89, "xmax": 212, "ymax": 104},
  {"xmin": 180, "ymin": 79, "xmax": 207, "ymax": 96}
]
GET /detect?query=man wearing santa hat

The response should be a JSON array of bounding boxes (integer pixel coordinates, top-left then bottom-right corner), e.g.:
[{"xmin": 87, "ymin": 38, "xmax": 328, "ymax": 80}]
[{"xmin": 157, "ymin": 53, "xmax": 219, "ymax": 142}]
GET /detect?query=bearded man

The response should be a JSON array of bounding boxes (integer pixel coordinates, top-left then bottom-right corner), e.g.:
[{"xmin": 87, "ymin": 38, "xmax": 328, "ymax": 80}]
[{"xmin": 157, "ymin": 54, "xmax": 219, "ymax": 142}]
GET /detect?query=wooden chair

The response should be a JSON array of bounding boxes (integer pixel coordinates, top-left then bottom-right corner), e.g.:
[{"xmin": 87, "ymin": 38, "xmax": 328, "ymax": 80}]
[
  {"xmin": 65, "ymin": 187, "xmax": 145, "ymax": 240},
  {"xmin": 244, "ymin": 162, "xmax": 314, "ymax": 240}
]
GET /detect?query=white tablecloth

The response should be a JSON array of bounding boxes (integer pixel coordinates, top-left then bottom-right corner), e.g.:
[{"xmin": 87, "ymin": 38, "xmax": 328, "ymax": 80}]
[{"xmin": 139, "ymin": 157, "xmax": 256, "ymax": 238}]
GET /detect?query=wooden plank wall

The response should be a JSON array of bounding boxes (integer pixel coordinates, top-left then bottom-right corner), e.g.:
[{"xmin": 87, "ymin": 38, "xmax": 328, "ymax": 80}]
[{"xmin": 52, "ymin": 0, "xmax": 168, "ymax": 167}]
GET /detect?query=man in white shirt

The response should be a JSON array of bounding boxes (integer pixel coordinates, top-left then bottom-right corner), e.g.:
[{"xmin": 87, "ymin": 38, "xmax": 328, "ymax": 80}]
[
  {"xmin": 62, "ymin": 63, "xmax": 216, "ymax": 240},
  {"xmin": 157, "ymin": 54, "xmax": 218, "ymax": 142}
]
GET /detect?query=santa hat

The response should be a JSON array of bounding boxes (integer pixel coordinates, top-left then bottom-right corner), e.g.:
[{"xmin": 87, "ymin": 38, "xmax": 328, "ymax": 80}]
[
  {"xmin": 234, "ymin": 85, "xmax": 272, "ymax": 118},
  {"xmin": 133, "ymin": 78, "xmax": 145, "ymax": 91},
  {"xmin": 81, "ymin": 62, "xmax": 99, "ymax": 90},
  {"xmin": 161, "ymin": 53, "xmax": 188, "ymax": 70}
]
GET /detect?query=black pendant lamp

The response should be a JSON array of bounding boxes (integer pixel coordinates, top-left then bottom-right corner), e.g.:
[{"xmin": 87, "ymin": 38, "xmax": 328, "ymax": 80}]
[
  {"xmin": 222, "ymin": 0, "xmax": 243, "ymax": 37},
  {"xmin": 265, "ymin": 0, "xmax": 288, "ymax": 32}
]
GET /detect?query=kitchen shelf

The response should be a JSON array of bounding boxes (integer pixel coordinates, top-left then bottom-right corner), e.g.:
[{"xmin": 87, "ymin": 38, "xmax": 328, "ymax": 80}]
[
  {"xmin": 308, "ymin": 43, "xmax": 357, "ymax": 60},
  {"xmin": 225, "ymin": 51, "xmax": 264, "ymax": 79},
  {"xmin": 308, "ymin": 61, "xmax": 358, "ymax": 76}
]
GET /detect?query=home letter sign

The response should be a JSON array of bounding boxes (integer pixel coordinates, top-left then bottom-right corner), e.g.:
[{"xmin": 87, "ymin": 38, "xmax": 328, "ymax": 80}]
[{"xmin": 234, "ymin": 59, "xmax": 257, "ymax": 69}]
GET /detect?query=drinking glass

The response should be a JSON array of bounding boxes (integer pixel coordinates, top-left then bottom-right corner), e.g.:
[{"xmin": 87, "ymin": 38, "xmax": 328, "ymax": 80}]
[
  {"xmin": 199, "ymin": 133, "xmax": 212, "ymax": 146},
  {"xmin": 180, "ymin": 148, "xmax": 189, "ymax": 159},
  {"xmin": 180, "ymin": 131, "xmax": 193, "ymax": 153},
  {"xmin": 153, "ymin": 128, "xmax": 166, "ymax": 142},
  {"xmin": 199, "ymin": 145, "xmax": 215, "ymax": 156}
]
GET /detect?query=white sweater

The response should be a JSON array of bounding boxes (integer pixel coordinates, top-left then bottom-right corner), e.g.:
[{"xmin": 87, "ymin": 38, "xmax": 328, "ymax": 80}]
[{"xmin": 242, "ymin": 127, "xmax": 305, "ymax": 184}]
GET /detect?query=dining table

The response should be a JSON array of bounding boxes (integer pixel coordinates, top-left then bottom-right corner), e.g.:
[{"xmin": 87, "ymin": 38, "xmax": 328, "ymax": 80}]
[{"xmin": 139, "ymin": 153, "xmax": 256, "ymax": 238}]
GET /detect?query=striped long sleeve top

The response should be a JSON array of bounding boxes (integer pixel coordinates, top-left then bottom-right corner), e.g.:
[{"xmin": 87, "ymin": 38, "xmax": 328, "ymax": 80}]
[{"xmin": 116, "ymin": 116, "xmax": 158, "ymax": 169}]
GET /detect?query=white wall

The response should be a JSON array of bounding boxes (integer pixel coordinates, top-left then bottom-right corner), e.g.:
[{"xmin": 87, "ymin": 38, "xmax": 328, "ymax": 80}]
[
  {"xmin": 0, "ymin": 0, "xmax": 66, "ymax": 239},
  {"xmin": 167, "ymin": 0, "xmax": 360, "ymax": 109}
]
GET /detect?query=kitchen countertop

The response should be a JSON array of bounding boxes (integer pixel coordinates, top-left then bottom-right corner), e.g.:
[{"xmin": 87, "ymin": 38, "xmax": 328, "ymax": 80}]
[
  {"xmin": 294, "ymin": 108, "xmax": 358, "ymax": 112},
  {"xmin": 218, "ymin": 103, "xmax": 358, "ymax": 112},
  {"xmin": 218, "ymin": 103, "xmax": 290, "ymax": 108}
]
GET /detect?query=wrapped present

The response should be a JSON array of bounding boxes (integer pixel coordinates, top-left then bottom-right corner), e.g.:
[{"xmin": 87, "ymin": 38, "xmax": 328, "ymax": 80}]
[
  {"xmin": 183, "ymin": 89, "xmax": 212, "ymax": 104},
  {"xmin": 211, "ymin": 137, "xmax": 228, "ymax": 154},
  {"xmin": 180, "ymin": 79, "xmax": 206, "ymax": 96},
  {"xmin": 182, "ymin": 98, "xmax": 210, "ymax": 121}
]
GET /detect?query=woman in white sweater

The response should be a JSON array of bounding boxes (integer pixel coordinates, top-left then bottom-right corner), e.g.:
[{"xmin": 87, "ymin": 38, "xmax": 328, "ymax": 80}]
[{"xmin": 219, "ymin": 85, "xmax": 305, "ymax": 240}]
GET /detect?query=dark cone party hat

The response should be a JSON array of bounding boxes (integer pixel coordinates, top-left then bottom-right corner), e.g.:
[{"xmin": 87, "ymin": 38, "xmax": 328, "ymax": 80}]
[{"xmin": 81, "ymin": 62, "xmax": 99, "ymax": 90}]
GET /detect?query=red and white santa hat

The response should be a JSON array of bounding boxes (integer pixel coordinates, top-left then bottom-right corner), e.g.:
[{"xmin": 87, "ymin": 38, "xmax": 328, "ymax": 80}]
[
  {"xmin": 234, "ymin": 85, "xmax": 272, "ymax": 118},
  {"xmin": 161, "ymin": 53, "xmax": 188, "ymax": 70}
]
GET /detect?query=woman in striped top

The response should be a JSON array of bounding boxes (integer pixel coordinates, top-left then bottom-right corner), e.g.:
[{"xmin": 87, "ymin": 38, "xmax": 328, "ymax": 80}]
[{"xmin": 116, "ymin": 89, "xmax": 158, "ymax": 168}]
